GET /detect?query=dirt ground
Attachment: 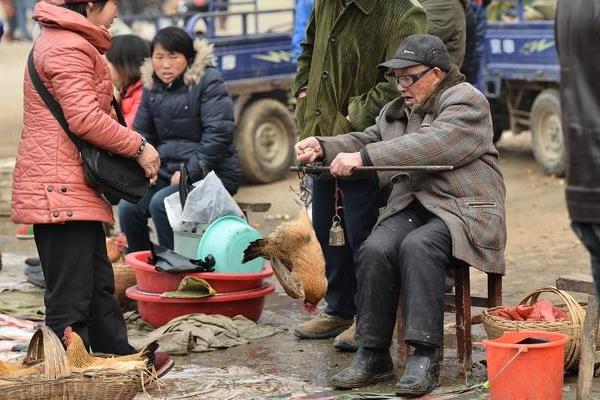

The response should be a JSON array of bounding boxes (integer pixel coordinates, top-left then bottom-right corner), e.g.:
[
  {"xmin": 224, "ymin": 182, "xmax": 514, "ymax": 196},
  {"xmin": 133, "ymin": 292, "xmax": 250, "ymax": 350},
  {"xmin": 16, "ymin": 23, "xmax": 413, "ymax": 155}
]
[{"xmin": 0, "ymin": 37, "xmax": 597, "ymax": 399}]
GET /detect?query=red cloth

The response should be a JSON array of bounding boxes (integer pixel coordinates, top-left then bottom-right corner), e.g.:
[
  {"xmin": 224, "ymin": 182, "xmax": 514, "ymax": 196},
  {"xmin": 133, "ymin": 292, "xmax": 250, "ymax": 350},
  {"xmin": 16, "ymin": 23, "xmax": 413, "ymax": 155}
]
[
  {"xmin": 491, "ymin": 299, "xmax": 567, "ymax": 322},
  {"xmin": 121, "ymin": 80, "xmax": 143, "ymax": 128}
]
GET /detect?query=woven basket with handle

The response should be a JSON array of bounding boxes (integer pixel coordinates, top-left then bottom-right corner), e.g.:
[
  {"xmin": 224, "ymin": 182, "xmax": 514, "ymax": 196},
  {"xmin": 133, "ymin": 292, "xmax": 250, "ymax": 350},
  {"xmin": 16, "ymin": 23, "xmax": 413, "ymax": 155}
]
[
  {"xmin": 482, "ymin": 286, "xmax": 585, "ymax": 371},
  {"xmin": 0, "ymin": 326, "xmax": 146, "ymax": 400}
]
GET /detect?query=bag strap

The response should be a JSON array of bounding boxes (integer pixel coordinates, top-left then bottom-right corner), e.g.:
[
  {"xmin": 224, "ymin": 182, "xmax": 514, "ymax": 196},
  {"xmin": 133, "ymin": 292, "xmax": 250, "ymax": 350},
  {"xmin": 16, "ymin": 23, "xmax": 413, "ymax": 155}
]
[{"xmin": 27, "ymin": 49, "xmax": 127, "ymax": 152}]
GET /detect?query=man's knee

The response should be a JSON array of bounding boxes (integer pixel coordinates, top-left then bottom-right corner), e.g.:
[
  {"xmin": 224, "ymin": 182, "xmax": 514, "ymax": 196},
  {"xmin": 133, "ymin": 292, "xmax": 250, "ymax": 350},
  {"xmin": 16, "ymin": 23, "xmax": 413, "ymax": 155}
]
[
  {"xmin": 399, "ymin": 233, "xmax": 451, "ymax": 277},
  {"xmin": 399, "ymin": 234, "xmax": 430, "ymax": 258},
  {"xmin": 399, "ymin": 229, "xmax": 449, "ymax": 260},
  {"xmin": 356, "ymin": 234, "xmax": 397, "ymax": 276},
  {"xmin": 359, "ymin": 234, "xmax": 391, "ymax": 260}
]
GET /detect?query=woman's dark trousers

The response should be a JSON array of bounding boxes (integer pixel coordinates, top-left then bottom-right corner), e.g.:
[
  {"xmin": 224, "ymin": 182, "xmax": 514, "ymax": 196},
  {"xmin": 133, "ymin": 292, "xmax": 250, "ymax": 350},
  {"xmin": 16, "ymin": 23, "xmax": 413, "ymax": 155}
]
[{"xmin": 34, "ymin": 221, "xmax": 135, "ymax": 355}]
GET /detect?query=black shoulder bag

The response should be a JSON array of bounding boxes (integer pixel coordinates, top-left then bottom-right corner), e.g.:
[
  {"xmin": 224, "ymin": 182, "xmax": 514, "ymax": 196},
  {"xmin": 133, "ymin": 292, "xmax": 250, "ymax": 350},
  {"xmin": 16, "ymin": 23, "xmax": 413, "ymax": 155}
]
[{"xmin": 27, "ymin": 50, "xmax": 148, "ymax": 204}]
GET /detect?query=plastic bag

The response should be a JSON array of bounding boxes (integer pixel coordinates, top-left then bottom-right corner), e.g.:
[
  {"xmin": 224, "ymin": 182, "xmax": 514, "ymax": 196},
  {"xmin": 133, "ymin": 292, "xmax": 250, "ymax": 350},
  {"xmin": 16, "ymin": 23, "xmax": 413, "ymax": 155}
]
[{"xmin": 164, "ymin": 171, "xmax": 244, "ymax": 232}]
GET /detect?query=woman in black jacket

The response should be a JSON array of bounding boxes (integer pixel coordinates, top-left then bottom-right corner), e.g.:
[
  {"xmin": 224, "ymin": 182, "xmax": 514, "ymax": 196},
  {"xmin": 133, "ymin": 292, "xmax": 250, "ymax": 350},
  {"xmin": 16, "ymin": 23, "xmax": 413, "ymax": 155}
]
[{"xmin": 119, "ymin": 26, "xmax": 241, "ymax": 253}]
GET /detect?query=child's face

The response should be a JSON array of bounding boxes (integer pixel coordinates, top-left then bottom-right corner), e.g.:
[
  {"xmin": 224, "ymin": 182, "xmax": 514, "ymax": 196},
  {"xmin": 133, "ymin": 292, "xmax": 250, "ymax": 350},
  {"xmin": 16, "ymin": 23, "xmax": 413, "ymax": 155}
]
[{"xmin": 151, "ymin": 44, "xmax": 189, "ymax": 84}]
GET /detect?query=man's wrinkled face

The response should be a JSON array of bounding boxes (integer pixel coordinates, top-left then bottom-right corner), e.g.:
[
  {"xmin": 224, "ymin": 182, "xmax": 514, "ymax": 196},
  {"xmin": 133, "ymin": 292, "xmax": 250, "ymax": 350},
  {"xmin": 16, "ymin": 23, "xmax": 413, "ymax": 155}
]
[{"xmin": 394, "ymin": 64, "xmax": 445, "ymax": 108}]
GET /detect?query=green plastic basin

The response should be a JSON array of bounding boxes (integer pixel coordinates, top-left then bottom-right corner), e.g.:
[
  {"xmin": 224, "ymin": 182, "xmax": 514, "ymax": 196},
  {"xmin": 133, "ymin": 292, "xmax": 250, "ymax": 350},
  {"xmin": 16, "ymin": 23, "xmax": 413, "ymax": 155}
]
[{"xmin": 197, "ymin": 215, "xmax": 264, "ymax": 273}]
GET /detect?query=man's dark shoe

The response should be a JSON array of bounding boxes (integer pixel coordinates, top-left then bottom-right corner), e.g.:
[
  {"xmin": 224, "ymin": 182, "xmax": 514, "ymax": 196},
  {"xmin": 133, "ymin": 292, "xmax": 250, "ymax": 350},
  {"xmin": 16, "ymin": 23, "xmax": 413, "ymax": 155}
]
[
  {"xmin": 395, "ymin": 346, "xmax": 440, "ymax": 397},
  {"xmin": 330, "ymin": 347, "xmax": 394, "ymax": 389}
]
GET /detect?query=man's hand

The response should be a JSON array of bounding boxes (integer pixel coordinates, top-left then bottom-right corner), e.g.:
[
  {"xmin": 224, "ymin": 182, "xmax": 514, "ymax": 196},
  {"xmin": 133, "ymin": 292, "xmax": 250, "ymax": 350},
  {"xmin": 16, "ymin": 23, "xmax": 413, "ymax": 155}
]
[
  {"xmin": 170, "ymin": 170, "xmax": 181, "ymax": 185},
  {"xmin": 295, "ymin": 137, "xmax": 323, "ymax": 163},
  {"xmin": 297, "ymin": 89, "xmax": 307, "ymax": 99},
  {"xmin": 136, "ymin": 142, "xmax": 160, "ymax": 185},
  {"xmin": 330, "ymin": 152, "xmax": 363, "ymax": 177}
]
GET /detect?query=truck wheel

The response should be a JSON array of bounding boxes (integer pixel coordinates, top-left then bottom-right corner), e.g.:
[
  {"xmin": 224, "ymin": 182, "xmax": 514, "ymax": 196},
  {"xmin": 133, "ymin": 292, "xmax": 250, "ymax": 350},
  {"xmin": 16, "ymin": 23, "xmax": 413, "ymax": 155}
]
[
  {"xmin": 530, "ymin": 89, "xmax": 565, "ymax": 176},
  {"xmin": 236, "ymin": 99, "xmax": 296, "ymax": 183}
]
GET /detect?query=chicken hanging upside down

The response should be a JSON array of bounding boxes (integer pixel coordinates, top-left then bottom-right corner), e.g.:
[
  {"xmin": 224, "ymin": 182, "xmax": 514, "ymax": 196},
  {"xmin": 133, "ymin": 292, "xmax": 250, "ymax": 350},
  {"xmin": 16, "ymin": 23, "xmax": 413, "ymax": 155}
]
[
  {"xmin": 242, "ymin": 207, "xmax": 327, "ymax": 312},
  {"xmin": 63, "ymin": 326, "xmax": 157, "ymax": 371}
]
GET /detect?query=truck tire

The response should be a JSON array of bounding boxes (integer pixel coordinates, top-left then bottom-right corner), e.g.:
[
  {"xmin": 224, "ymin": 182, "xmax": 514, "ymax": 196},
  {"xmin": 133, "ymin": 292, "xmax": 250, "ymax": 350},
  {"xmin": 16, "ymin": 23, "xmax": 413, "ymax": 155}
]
[
  {"xmin": 530, "ymin": 89, "xmax": 565, "ymax": 176},
  {"xmin": 236, "ymin": 99, "xmax": 296, "ymax": 183}
]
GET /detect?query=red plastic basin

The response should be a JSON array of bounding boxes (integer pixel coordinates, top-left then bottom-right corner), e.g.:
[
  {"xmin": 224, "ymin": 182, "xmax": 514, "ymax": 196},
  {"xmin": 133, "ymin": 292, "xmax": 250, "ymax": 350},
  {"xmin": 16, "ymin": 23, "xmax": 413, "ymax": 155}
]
[
  {"xmin": 125, "ymin": 251, "xmax": 273, "ymax": 294},
  {"xmin": 125, "ymin": 284, "xmax": 275, "ymax": 328}
]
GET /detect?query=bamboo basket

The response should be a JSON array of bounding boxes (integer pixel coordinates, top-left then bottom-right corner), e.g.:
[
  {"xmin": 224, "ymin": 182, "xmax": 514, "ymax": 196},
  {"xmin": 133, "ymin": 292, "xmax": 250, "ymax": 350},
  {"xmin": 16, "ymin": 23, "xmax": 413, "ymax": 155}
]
[
  {"xmin": 113, "ymin": 261, "xmax": 137, "ymax": 307},
  {"xmin": 482, "ymin": 286, "xmax": 585, "ymax": 370},
  {"xmin": 0, "ymin": 326, "xmax": 147, "ymax": 400}
]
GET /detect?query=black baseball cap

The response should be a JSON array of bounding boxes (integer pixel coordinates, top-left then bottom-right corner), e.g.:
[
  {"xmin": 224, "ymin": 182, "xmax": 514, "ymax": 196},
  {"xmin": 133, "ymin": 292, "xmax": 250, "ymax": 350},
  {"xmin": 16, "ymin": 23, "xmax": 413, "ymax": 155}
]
[{"xmin": 379, "ymin": 34, "xmax": 452, "ymax": 72}]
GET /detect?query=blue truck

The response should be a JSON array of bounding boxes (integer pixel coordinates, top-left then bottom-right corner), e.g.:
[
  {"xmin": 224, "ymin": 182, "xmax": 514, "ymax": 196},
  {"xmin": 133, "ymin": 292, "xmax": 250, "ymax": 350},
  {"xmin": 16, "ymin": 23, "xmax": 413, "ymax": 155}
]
[
  {"xmin": 481, "ymin": 0, "xmax": 562, "ymax": 175},
  {"xmin": 121, "ymin": 1, "xmax": 298, "ymax": 183}
]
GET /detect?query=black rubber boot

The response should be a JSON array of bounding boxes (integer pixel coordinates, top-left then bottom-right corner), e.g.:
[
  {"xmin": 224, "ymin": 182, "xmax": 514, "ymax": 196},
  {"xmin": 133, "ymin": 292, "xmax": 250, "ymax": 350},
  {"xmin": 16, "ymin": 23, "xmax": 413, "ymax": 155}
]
[
  {"xmin": 395, "ymin": 345, "xmax": 440, "ymax": 397},
  {"xmin": 330, "ymin": 347, "xmax": 394, "ymax": 389}
]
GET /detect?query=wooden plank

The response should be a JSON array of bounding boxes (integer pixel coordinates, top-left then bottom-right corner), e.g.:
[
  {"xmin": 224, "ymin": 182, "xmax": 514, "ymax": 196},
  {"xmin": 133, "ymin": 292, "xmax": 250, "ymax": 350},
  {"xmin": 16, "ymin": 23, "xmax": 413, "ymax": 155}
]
[
  {"xmin": 577, "ymin": 294, "xmax": 599, "ymax": 400},
  {"xmin": 556, "ymin": 274, "xmax": 595, "ymax": 295}
]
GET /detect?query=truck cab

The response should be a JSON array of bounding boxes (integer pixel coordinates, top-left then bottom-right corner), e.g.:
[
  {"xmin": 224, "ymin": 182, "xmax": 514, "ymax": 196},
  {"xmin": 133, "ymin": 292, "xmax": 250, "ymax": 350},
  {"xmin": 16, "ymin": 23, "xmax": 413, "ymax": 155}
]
[{"xmin": 482, "ymin": 0, "xmax": 562, "ymax": 175}]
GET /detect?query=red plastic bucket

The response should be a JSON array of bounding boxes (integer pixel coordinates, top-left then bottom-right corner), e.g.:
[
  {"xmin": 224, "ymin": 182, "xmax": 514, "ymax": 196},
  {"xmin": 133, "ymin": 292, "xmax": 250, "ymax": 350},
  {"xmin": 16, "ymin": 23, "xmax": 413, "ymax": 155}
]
[
  {"xmin": 125, "ymin": 284, "xmax": 275, "ymax": 327},
  {"xmin": 478, "ymin": 331, "xmax": 569, "ymax": 400},
  {"xmin": 125, "ymin": 251, "xmax": 273, "ymax": 293}
]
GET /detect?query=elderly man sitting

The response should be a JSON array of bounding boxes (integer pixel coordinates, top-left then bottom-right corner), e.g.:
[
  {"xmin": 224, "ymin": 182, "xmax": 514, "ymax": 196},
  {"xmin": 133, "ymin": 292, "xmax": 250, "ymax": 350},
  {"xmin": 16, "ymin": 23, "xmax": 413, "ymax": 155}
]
[{"xmin": 295, "ymin": 34, "xmax": 506, "ymax": 397}]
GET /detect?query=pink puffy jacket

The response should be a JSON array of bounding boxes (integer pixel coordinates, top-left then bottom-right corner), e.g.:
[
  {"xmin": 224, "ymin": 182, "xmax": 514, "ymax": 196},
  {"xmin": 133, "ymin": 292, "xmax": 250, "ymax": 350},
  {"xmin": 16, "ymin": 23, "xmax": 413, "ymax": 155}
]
[{"xmin": 11, "ymin": 2, "xmax": 143, "ymax": 225}]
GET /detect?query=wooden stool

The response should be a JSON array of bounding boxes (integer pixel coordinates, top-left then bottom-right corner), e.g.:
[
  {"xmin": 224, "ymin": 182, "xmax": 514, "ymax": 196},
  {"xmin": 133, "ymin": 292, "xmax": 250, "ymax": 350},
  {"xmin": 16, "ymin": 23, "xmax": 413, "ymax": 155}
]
[
  {"xmin": 556, "ymin": 273, "xmax": 600, "ymax": 400},
  {"xmin": 395, "ymin": 263, "xmax": 503, "ymax": 374}
]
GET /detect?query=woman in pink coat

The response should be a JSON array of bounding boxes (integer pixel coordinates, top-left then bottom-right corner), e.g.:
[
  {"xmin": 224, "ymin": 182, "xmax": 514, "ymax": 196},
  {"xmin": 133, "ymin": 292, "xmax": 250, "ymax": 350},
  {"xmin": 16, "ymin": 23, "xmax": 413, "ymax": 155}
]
[{"xmin": 11, "ymin": 0, "xmax": 172, "ymax": 374}]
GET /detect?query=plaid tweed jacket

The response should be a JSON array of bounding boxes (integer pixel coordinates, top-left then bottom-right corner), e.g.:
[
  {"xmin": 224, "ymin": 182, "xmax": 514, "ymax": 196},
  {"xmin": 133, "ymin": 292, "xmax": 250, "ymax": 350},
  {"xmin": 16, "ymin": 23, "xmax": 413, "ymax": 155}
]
[{"xmin": 318, "ymin": 67, "xmax": 506, "ymax": 274}]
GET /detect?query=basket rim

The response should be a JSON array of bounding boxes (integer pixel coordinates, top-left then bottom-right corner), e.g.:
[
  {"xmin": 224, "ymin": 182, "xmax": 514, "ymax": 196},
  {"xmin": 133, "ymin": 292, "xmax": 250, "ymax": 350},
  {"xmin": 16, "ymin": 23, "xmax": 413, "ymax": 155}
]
[
  {"xmin": 482, "ymin": 306, "xmax": 580, "ymax": 327},
  {"xmin": 483, "ymin": 286, "xmax": 585, "ymax": 326}
]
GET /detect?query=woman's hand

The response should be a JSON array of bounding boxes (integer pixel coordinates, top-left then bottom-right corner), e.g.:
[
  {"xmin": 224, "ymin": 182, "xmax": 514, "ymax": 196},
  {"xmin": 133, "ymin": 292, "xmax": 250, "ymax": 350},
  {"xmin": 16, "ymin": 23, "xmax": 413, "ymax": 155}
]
[
  {"xmin": 295, "ymin": 137, "xmax": 323, "ymax": 163},
  {"xmin": 137, "ymin": 142, "xmax": 160, "ymax": 185},
  {"xmin": 170, "ymin": 170, "xmax": 181, "ymax": 185}
]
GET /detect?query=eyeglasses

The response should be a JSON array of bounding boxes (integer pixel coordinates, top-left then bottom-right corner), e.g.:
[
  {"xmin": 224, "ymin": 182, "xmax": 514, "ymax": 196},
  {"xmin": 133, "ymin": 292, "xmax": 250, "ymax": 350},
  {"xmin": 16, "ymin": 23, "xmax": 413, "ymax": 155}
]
[{"xmin": 395, "ymin": 67, "xmax": 433, "ymax": 88}]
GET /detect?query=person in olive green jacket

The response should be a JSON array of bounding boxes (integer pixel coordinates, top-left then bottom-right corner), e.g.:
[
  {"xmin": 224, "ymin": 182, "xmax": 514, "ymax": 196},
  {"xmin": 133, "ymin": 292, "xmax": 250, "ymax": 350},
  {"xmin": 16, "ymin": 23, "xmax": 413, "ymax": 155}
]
[
  {"xmin": 420, "ymin": 0, "xmax": 467, "ymax": 67},
  {"xmin": 291, "ymin": 0, "xmax": 427, "ymax": 346}
]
